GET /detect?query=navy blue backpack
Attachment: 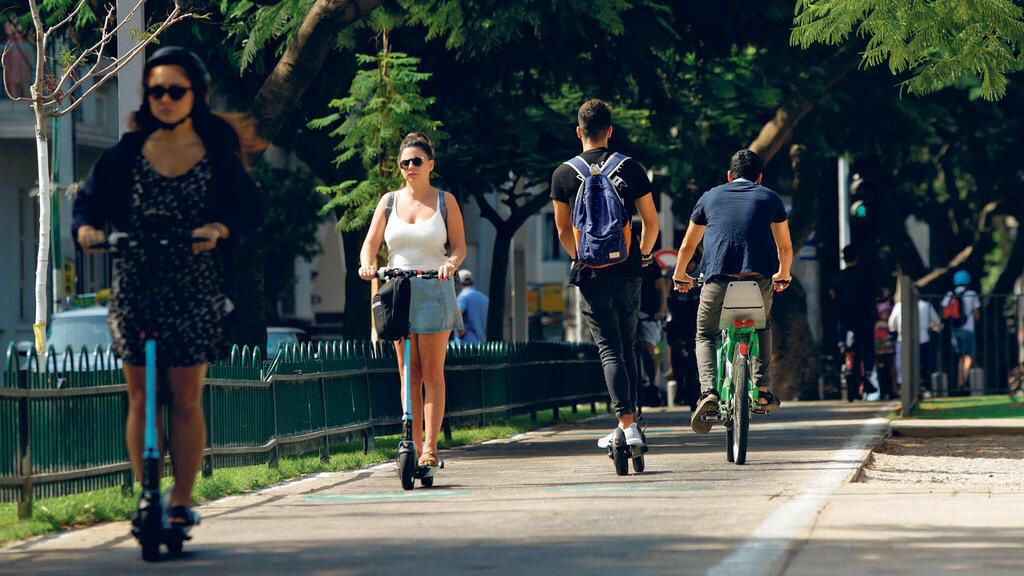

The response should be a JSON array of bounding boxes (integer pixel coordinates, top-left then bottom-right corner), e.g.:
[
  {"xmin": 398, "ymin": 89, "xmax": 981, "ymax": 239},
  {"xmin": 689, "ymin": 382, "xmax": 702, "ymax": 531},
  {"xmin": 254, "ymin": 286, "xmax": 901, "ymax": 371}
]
[{"xmin": 564, "ymin": 153, "xmax": 632, "ymax": 268}]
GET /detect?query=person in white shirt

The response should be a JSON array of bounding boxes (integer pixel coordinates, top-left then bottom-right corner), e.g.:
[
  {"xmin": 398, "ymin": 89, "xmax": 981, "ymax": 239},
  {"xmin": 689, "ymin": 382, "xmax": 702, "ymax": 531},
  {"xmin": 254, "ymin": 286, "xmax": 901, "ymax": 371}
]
[{"xmin": 889, "ymin": 297, "xmax": 941, "ymax": 393}]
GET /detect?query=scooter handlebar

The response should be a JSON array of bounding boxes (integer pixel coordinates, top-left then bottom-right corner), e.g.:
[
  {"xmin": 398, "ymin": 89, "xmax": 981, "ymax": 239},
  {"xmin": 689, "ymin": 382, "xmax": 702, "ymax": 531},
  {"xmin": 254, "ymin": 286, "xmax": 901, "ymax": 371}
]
[
  {"xmin": 89, "ymin": 232, "xmax": 211, "ymax": 252},
  {"xmin": 376, "ymin": 268, "xmax": 440, "ymax": 280}
]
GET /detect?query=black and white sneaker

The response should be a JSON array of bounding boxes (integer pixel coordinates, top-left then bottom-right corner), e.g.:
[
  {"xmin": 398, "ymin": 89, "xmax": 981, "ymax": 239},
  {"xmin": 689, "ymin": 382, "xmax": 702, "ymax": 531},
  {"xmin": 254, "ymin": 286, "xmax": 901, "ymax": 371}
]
[{"xmin": 691, "ymin": 392, "xmax": 719, "ymax": 434}]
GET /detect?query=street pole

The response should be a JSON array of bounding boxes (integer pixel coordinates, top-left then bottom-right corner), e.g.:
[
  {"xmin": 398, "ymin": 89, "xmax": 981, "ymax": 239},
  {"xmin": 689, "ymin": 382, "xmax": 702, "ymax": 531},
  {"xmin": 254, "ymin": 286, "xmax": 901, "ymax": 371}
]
[
  {"xmin": 837, "ymin": 154, "xmax": 850, "ymax": 269},
  {"xmin": 117, "ymin": 0, "xmax": 144, "ymax": 136}
]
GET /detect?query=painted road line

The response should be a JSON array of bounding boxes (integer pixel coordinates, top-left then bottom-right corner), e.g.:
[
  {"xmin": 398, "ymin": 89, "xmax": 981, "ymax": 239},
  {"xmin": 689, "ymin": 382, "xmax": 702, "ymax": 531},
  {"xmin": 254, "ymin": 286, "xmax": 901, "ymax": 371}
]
[
  {"xmin": 253, "ymin": 472, "xmax": 332, "ymax": 494},
  {"xmin": 706, "ymin": 414, "xmax": 890, "ymax": 576},
  {"xmin": 304, "ymin": 490, "xmax": 471, "ymax": 502},
  {"xmin": 544, "ymin": 486, "xmax": 709, "ymax": 493}
]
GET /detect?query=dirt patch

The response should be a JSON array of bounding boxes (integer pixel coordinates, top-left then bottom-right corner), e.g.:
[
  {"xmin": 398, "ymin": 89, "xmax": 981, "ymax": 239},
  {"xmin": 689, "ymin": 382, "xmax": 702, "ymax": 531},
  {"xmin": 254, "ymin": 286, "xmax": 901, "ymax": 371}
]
[{"xmin": 858, "ymin": 434, "xmax": 1024, "ymax": 488}]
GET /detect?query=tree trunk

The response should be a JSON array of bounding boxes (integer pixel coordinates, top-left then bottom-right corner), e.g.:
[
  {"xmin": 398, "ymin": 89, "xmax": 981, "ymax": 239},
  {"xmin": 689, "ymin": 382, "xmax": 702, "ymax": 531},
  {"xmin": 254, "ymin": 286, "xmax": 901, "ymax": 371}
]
[
  {"xmin": 771, "ymin": 277, "xmax": 819, "ymax": 400},
  {"xmin": 247, "ymin": 0, "xmax": 385, "ymax": 148},
  {"xmin": 31, "ymin": 101, "xmax": 51, "ymax": 352},
  {"xmin": 992, "ymin": 204, "xmax": 1024, "ymax": 294},
  {"xmin": 486, "ymin": 230, "xmax": 513, "ymax": 342},
  {"xmin": 748, "ymin": 47, "xmax": 860, "ymax": 165}
]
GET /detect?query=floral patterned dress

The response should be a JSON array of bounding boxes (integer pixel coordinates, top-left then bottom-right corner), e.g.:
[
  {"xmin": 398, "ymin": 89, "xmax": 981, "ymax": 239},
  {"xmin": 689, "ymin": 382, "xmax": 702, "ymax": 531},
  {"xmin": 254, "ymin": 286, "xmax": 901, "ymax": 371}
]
[{"xmin": 107, "ymin": 154, "xmax": 232, "ymax": 367}]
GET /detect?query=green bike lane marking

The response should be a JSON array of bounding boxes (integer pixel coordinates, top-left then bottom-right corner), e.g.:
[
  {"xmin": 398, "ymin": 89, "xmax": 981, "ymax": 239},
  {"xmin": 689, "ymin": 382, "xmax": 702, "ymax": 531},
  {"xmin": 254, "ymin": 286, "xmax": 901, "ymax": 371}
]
[{"xmin": 304, "ymin": 490, "xmax": 472, "ymax": 502}]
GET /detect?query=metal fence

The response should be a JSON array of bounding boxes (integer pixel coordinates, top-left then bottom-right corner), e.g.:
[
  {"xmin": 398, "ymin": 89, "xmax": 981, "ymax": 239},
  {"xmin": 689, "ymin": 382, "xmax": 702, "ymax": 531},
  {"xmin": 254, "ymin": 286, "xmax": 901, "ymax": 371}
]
[
  {"xmin": 919, "ymin": 292, "xmax": 1023, "ymax": 397},
  {"xmin": 894, "ymin": 278, "xmax": 1023, "ymax": 415},
  {"xmin": 1, "ymin": 340, "xmax": 605, "ymax": 518}
]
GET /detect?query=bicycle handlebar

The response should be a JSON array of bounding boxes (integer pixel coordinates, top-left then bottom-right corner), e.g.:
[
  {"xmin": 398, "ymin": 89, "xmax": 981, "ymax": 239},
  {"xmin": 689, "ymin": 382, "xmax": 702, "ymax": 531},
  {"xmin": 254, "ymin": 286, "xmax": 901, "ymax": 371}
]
[{"xmin": 672, "ymin": 276, "xmax": 790, "ymax": 290}]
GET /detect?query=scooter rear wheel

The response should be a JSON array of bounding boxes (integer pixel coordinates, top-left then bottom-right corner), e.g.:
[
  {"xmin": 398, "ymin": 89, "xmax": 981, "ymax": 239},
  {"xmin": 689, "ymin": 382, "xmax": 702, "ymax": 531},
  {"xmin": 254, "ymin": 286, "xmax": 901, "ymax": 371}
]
[
  {"xmin": 420, "ymin": 475, "xmax": 434, "ymax": 488},
  {"xmin": 631, "ymin": 454, "xmax": 645, "ymax": 473},
  {"xmin": 612, "ymin": 429, "xmax": 629, "ymax": 476}
]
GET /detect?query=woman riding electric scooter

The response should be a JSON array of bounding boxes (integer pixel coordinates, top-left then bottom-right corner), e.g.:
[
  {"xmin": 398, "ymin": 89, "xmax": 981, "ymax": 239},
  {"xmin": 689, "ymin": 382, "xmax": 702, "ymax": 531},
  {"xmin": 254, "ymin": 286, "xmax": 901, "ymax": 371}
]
[
  {"xmin": 358, "ymin": 132, "xmax": 466, "ymax": 472},
  {"xmin": 74, "ymin": 47, "xmax": 260, "ymax": 556}
]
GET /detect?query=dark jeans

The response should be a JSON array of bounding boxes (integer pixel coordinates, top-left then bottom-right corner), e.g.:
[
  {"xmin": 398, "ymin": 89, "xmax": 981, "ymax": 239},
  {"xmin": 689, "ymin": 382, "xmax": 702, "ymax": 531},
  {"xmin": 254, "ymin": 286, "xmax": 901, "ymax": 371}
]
[
  {"xmin": 579, "ymin": 278, "xmax": 642, "ymax": 417},
  {"xmin": 696, "ymin": 276, "xmax": 774, "ymax": 394}
]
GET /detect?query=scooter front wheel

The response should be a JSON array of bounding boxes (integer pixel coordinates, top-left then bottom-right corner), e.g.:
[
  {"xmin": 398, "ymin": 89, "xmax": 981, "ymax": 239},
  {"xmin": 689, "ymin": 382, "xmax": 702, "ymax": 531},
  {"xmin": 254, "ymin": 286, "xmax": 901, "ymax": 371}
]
[{"xmin": 398, "ymin": 451, "xmax": 416, "ymax": 490}]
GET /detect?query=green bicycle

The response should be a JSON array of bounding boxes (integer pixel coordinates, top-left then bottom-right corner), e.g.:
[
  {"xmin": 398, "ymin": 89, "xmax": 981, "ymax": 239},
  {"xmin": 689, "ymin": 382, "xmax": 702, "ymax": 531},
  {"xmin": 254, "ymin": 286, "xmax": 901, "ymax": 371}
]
[{"xmin": 698, "ymin": 278, "xmax": 785, "ymax": 465}]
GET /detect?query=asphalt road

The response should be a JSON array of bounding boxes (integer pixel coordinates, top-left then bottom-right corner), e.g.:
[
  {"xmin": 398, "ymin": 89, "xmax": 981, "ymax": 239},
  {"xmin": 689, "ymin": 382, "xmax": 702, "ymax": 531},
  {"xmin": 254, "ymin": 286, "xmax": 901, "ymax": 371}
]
[{"xmin": 2, "ymin": 401, "xmax": 901, "ymax": 575}]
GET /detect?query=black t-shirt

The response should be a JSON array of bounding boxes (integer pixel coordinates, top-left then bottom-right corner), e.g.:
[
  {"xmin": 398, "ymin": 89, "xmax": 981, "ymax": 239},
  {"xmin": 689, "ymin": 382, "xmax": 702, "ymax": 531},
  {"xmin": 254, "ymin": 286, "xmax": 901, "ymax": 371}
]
[
  {"xmin": 550, "ymin": 148, "xmax": 652, "ymax": 286},
  {"xmin": 829, "ymin": 263, "xmax": 876, "ymax": 330}
]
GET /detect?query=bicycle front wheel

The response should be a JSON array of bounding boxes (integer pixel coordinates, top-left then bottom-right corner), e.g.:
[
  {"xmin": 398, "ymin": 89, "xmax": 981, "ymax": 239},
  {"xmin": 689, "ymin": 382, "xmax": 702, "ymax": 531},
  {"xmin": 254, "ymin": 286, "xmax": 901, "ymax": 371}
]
[{"xmin": 732, "ymin": 354, "xmax": 750, "ymax": 465}]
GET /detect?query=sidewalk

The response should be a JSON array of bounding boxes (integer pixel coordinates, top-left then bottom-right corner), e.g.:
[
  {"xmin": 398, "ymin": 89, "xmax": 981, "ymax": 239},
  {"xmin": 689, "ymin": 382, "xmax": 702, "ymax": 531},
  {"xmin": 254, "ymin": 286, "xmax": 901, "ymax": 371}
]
[
  {"xmin": 891, "ymin": 418, "xmax": 1024, "ymax": 437},
  {"xmin": 785, "ymin": 483, "xmax": 1024, "ymax": 576}
]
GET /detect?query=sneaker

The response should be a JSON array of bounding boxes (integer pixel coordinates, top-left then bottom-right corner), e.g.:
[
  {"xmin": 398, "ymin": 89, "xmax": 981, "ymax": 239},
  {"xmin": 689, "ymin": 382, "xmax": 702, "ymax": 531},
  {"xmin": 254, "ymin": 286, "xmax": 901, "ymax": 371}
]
[
  {"xmin": 691, "ymin": 392, "xmax": 719, "ymax": 434},
  {"xmin": 597, "ymin": 423, "xmax": 644, "ymax": 448},
  {"xmin": 623, "ymin": 423, "xmax": 643, "ymax": 446}
]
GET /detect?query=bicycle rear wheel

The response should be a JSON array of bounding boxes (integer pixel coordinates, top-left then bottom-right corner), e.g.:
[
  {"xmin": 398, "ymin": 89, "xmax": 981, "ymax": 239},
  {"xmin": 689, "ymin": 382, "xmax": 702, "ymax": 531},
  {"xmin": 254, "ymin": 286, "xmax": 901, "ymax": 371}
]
[{"xmin": 732, "ymin": 355, "xmax": 749, "ymax": 465}]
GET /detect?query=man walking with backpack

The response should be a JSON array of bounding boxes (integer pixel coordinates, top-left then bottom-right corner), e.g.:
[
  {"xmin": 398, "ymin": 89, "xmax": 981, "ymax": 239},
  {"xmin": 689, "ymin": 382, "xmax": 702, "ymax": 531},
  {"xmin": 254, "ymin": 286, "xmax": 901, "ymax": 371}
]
[
  {"xmin": 551, "ymin": 99, "xmax": 659, "ymax": 451},
  {"xmin": 942, "ymin": 270, "xmax": 981, "ymax": 390}
]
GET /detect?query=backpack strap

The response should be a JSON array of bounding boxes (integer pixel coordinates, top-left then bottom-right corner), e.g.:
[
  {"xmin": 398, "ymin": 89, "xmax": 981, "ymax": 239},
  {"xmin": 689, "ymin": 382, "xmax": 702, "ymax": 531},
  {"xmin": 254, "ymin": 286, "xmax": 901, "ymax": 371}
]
[
  {"xmin": 564, "ymin": 156, "xmax": 591, "ymax": 181},
  {"xmin": 600, "ymin": 153, "xmax": 630, "ymax": 178},
  {"xmin": 439, "ymin": 190, "xmax": 451, "ymax": 256},
  {"xmin": 385, "ymin": 191, "xmax": 396, "ymax": 221}
]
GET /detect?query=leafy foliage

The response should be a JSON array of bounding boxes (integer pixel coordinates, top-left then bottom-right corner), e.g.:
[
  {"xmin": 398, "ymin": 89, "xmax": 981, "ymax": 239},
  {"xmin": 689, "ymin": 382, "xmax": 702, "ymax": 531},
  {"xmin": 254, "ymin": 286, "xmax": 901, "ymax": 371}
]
[
  {"xmin": 310, "ymin": 45, "xmax": 443, "ymax": 231},
  {"xmin": 792, "ymin": 0, "xmax": 1024, "ymax": 100},
  {"xmin": 254, "ymin": 161, "xmax": 324, "ymax": 319}
]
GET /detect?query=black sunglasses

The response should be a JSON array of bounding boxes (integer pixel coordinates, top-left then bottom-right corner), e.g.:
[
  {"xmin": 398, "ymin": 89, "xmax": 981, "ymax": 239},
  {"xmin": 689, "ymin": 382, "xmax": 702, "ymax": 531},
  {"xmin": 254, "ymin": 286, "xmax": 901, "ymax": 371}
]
[
  {"xmin": 146, "ymin": 85, "xmax": 192, "ymax": 101},
  {"xmin": 399, "ymin": 156, "xmax": 426, "ymax": 169}
]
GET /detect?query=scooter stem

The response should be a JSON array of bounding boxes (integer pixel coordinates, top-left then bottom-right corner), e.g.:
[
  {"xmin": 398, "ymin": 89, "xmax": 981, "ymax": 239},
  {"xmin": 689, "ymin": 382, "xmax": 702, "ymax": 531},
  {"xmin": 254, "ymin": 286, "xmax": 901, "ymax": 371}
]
[
  {"xmin": 402, "ymin": 337, "xmax": 412, "ymax": 422},
  {"xmin": 144, "ymin": 339, "xmax": 159, "ymax": 459}
]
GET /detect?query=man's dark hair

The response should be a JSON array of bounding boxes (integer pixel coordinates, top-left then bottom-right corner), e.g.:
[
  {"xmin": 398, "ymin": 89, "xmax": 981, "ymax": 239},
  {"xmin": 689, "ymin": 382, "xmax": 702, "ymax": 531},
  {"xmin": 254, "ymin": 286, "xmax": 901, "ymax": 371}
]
[
  {"xmin": 578, "ymin": 99, "xmax": 612, "ymax": 140},
  {"xmin": 842, "ymin": 244, "xmax": 859, "ymax": 262},
  {"xmin": 729, "ymin": 149, "xmax": 762, "ymax": 181}
]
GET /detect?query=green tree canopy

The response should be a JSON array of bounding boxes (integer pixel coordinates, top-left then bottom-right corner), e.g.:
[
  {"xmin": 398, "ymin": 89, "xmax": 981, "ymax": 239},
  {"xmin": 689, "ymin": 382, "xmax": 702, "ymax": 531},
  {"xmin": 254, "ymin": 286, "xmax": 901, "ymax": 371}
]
[{"xmin": 792, "ymin": 0, "xmax": 1024, "ymax": 100}]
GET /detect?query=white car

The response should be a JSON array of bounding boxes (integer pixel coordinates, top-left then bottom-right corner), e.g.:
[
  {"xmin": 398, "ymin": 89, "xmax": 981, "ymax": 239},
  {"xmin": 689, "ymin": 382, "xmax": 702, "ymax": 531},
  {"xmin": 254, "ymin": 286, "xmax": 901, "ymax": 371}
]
[{"xmin": 267, "ymin": 327, "xmax": 310, "ymax": 356}]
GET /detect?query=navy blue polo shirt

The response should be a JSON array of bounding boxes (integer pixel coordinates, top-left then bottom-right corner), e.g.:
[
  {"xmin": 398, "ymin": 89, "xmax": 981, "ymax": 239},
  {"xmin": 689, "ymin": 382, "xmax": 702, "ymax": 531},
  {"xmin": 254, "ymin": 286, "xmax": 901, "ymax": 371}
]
[{"xmin": 690, "ymin": 179, "xmax": 788, "ymax": 280}]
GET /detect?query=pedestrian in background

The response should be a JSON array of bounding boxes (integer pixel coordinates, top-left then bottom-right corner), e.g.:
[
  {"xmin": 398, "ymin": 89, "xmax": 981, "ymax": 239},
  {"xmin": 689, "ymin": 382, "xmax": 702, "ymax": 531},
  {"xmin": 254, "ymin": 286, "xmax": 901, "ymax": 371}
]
[
  {"xmin": 889, "ymin": 286, "xmax": 941, "ymax": 396},
  {"xmin": 636, "ymin": 225, "xmax": 669, "ymax": 406},
  {"xmin": 941, "ymin": 270, "xmax": 981, "ymax": 391},
  {"xmin": 665, "ymin": 252, "xmax": 701, "ymax": 411},
  {"xmin": 455, "ymin": 269, "xmax": 489, "ymax": 344},
  {"xmin": 873, "ymin": 287, "xmax": 896, "ymax": 400}
]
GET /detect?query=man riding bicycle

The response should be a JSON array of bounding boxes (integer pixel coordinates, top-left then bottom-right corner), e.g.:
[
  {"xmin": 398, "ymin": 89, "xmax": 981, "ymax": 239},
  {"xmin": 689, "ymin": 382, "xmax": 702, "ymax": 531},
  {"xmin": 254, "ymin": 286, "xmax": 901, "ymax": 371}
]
[{"xmin": 672, "ymin": 149, "xmax": 793, "ymax": 433}]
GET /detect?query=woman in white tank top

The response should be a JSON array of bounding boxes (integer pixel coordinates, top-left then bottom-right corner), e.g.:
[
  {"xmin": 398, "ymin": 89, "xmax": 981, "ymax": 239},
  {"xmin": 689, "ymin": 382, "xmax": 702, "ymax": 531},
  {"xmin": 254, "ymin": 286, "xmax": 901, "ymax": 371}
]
[{"xmin": 358, "ymin": 133, "xmax": 467, "ymax": 468}]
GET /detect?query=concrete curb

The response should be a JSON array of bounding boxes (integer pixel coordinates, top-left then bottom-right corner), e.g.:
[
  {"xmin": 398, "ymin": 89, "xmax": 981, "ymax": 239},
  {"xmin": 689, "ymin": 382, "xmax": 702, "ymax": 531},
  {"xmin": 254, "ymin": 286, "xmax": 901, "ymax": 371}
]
[
  {"xmin": 849, "ymin": 420, "xmax": 892, "ymax": 484},
  {"xmin": 891, "ymin": 418, "xmax": 1024, "ymax": 437}
]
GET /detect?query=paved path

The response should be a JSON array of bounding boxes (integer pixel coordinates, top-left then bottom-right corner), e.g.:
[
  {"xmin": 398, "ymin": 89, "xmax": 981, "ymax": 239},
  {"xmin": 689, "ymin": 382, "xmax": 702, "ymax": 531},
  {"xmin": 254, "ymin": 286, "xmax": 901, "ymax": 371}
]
[{"xmin": 3, "ymin": 401, "xmax": 1022, "ymax": 575}]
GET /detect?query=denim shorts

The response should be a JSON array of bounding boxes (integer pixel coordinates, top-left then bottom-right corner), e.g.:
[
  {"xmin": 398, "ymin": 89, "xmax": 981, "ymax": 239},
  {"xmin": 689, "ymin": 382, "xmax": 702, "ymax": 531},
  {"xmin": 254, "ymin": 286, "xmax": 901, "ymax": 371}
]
[
  {"xmin": 409, "ymin": 277, "xmax": 463, "ymax": 334},
  {"xmin": 953, "ymin": 329, "xmax": 976, "ymax": 357}
]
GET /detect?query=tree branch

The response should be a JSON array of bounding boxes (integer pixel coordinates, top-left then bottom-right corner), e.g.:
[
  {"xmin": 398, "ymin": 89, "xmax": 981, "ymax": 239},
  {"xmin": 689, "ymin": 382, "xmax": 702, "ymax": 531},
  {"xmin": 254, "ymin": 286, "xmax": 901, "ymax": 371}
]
[
  {"xmin": 53, "ymin": 6, "xmax": 193, "ymax": 117},
  {"xmin": 247, "ymin": 0, "xmax": 385, "ymax": 153},
  {"xmin": 915, "ymin": 199, "xmax": 1004, "ymax": 289},
  {"xmin": 508, "ymin": 186, "xmax": 551, "ymax": 231},
  {"xmin": 472, "ymin": 186, "xmax": 507, "ymax": 229}
]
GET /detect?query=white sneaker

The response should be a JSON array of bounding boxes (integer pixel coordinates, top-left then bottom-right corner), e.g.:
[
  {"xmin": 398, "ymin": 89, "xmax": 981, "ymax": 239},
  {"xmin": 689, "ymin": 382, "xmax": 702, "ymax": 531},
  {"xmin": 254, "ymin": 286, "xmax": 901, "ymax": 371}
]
[{"xmin": 597, "ymin": 424, "xmax": 643, "ymax": 448}]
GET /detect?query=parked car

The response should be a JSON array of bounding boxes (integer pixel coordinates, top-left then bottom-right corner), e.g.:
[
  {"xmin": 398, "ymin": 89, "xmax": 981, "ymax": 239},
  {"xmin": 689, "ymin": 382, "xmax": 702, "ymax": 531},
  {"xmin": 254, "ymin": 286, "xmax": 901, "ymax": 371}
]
[
  {"xmin": 47, "ymin": 306, "xmax": 112, "ymax": 354},
  {"xmin": 267, "ymin": 327, "xmax": 310, "ymax": 356}
]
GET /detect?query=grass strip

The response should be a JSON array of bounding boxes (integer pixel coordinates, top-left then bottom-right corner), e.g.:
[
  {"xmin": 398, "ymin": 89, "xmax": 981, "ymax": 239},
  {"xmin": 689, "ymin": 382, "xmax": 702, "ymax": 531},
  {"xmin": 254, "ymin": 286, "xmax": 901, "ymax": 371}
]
[
  {"xmin": 0, "ymin": 405, "xmax": 604, "ymax": 545},
  {"xmin": 888, "ymin": 395, "xmax": 1024, "ymax": 419}
]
